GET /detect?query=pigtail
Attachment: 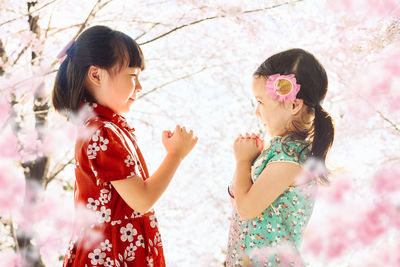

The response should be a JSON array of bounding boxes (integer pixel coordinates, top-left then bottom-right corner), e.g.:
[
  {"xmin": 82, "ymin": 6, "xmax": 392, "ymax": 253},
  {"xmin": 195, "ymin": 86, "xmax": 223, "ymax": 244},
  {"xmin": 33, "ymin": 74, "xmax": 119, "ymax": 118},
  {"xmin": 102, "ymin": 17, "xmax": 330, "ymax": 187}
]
[
  {"xmin": 311, "ymin": 105, "xmax": 334, "ymax": 182},
  {"xmin": 52, "ymin": 57, "xmax": 71, "ymax": 114}
]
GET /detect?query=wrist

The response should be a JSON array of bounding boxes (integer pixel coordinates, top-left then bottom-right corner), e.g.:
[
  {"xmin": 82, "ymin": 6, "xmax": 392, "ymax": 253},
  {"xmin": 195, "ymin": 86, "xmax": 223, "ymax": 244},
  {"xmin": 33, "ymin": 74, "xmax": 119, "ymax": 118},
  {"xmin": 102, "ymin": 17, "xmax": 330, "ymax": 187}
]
[
  {"xmin": 235, "ymin": 160, "xmax": 252, "ymax": 169},
  {"xmin": 166, "ymin": 152, "xmax": 183, "ymax": 161}
]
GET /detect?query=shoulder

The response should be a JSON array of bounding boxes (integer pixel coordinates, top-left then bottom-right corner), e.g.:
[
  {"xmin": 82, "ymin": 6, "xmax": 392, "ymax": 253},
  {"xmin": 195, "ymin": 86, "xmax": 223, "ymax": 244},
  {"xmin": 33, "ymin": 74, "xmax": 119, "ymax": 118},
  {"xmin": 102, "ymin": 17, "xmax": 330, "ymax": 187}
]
[
  {"xmin": 267, "ymin": 136, "xmax": 310, "ymax": 165},
  {"xmin": 76, "ymin": 119, "xmax": 129, "ymax": 153},
  {"xmin": 82, "ymin": 119, "xmax": 124, "ymax": 140}
]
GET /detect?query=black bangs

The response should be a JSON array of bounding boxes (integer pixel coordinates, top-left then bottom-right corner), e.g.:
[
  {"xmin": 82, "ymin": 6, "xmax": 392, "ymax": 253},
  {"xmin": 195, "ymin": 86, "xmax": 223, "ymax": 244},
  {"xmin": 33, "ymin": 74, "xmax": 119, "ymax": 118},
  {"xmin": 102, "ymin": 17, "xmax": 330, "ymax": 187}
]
[
  {"xmin": 113, "ymin": 31, "xmax": 145, "ymax": 71},
  {"xmin": 52, "ymin": 25, "xmax": 146, "ymax": 116}
]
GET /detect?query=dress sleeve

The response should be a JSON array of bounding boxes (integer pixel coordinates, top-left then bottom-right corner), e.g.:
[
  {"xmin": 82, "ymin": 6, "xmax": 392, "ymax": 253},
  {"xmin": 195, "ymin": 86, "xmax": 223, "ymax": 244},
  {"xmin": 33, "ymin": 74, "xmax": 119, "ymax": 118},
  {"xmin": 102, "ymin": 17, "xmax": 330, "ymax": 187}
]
[{"xmin": 85, "ymin": 124, "xmax": 138, "ymax": 185}]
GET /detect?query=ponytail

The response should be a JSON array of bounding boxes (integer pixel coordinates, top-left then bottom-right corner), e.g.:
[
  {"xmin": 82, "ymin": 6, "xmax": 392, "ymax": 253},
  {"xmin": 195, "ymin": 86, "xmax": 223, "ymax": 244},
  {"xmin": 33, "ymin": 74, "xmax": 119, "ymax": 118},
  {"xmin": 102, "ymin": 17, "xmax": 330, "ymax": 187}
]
[
  {"xmin": 253, "ymin": 48, "xmax": 335, "ymax": 183},
  {"xmin": 311, "ymin": 105, "xmax": 334, "ymax": 182},
  {"xmin": 52, "ymin": 58, "xmax": 69, "ymax": 112}
]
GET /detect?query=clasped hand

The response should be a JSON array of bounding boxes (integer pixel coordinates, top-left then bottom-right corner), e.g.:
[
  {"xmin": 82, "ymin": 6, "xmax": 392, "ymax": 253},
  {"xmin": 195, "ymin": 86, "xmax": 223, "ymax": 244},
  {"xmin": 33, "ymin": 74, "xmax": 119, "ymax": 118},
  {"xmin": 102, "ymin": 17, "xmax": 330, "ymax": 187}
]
[{"xmin": 233, "ymin": 133, "xmax": 264, "ymax": 164}]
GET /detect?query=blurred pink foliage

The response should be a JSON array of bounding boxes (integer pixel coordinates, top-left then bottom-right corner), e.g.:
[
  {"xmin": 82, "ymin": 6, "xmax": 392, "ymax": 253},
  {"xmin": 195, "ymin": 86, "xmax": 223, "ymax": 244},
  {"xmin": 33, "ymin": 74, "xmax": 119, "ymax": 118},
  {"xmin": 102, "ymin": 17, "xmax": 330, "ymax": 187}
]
[
  {"xmin": 303, "ymin": 166, "xmax": 400, "ymax": 263},
  {"xmin": 0, "ymin": 164, "xmax": 25, "ymax": 215},
  {"xmin": 328, "ymin": 0, "xmax": 400, "ymax": 17},
  {"xmin": 0, "ymin": 0, "xmax": 398, "ymax": 266},
  {"xmin": 0, "ymin": 250, "xmax": 23, "ymax": 266},
  {"xmin": 249, "ymin": 243, "xmax": 303, "ymax": 266}
]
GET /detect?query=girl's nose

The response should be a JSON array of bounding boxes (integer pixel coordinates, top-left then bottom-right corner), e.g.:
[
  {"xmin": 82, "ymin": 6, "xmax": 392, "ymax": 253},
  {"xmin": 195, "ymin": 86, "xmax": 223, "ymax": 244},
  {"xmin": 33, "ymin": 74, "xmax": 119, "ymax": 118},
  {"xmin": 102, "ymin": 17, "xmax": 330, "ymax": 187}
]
[{"xmin": 135, "ymin": 81, "xmax": 142, "ymax": 92}]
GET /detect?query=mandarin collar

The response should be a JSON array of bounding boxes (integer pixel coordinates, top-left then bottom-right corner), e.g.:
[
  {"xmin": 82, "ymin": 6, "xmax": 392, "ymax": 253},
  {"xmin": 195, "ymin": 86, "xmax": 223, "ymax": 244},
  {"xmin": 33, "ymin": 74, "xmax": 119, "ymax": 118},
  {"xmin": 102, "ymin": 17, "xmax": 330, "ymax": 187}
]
[{"xmin": 84, "ymin": 102, "xmax": 135, "ymax": 132}]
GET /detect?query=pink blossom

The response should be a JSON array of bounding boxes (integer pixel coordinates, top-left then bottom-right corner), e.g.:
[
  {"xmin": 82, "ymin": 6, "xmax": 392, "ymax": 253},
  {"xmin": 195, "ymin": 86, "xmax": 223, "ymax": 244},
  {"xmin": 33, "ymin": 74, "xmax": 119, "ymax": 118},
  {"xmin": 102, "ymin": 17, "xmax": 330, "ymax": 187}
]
[
  {"xmin": 327, "ymin": 0, "xmax": 400, "ymax": 17},
  {"xmin": 41, "ymin": 123, "xmax": 75, "ymax": 156},
  {"xmin": 0, "ymin": 250, "xmax": 23, "ymax": 266},
  {"xmin": 303, "ymin": 167, "xmax": 400, "ymax": 262},
  {"xmin": 317, "ymin": 175, "xmax": 352, "ymax": 203},
  {"xmin": 0, "ymin": 163, "xmax": 25, "ymax": 215},
  {"xmin": 373, "ymin": 166, "xmax": 400, "ymax": 195},
  {"xmin": 0, "ymin": 128, "xmax": 19, "ymax": 160},
  {"xmin": 388, "ymin": 96, "xmax": 400, "ymax": 112},
  {"xmin": 0, "ymin": 97, "xmax": 11, "ymax": 127}
]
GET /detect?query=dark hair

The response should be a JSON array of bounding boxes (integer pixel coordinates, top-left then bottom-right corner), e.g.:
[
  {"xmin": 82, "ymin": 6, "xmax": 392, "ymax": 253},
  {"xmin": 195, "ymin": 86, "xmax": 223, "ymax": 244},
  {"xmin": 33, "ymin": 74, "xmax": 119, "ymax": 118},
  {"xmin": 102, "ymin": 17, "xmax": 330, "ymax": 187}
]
[
  {"xmin": 254, "ymin": 48, "xmax": 334, "ymax": 183},
  {"xmin": 52, "ymin": 25, "xmax": 145, "ymax": 116}
]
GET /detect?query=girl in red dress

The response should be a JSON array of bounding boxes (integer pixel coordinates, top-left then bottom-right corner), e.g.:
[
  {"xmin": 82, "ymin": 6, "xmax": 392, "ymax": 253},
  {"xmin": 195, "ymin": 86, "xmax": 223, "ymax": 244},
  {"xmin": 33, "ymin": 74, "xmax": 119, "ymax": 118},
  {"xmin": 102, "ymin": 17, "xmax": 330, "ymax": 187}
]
[{"xmin": 52, "ymin": 25, "xmax": 197, "ymax": 267}]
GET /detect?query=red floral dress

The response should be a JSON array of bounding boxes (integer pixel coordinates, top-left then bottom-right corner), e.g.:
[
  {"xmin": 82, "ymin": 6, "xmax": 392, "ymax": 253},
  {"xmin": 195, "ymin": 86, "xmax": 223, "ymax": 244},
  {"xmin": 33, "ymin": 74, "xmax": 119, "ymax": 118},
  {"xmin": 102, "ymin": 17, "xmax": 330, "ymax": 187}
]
[{"xmin": 63, "ymin": 103, "xmax": 165, "ymax": 267}]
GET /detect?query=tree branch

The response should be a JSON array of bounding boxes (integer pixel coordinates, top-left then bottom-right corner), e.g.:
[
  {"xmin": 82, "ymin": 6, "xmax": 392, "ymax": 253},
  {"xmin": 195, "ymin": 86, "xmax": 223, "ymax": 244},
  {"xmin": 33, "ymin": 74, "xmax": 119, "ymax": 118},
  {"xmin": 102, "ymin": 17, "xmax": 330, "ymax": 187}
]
[
  {"xmin": 74, "ymin": 0, "xmax": 114, "ymax": 39},
  {"xmin": 377, "ymin": 110, "xmax": 400, "ymax": 134},
  {"xmin": 48, "ymin": 0, "xmax": 115, "ymax": 68},
  {"xmin": 134, "ymin": 22, "xmax": 160, "ymax": 41},
  {"xmin": 138, "ymin": 0, "xmax": 304, "ymax": 45},
  {"xmin": 0, "ymin": 0, "xmax": 60, "ymax": 28},
  {"xmin": 0, "ymin": 39, "xmax": 7, "ymax": 76},
  {"xmin": 137, "ymin": 66, "xmax": 208, "ymax": 100},
  {"xmin": 44, "ymin": 157, "xmax": 74, "ymax": 188}
]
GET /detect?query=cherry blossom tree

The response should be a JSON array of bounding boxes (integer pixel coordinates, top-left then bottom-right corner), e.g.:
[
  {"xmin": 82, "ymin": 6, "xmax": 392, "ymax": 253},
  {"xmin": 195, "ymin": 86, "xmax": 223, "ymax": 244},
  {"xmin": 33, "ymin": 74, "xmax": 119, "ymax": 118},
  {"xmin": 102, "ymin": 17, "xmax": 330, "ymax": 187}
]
[{"xmin": 0, "ymin": 0, "xmax": 399, "ymax": 266}]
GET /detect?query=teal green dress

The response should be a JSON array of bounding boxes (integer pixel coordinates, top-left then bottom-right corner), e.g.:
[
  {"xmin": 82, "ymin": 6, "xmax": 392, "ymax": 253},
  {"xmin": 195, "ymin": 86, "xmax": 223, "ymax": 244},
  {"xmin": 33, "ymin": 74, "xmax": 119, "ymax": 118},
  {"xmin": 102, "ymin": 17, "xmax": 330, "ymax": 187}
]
[{"xmin": 226, "ymin": 136, "xmax": 317, "ymax": 267}]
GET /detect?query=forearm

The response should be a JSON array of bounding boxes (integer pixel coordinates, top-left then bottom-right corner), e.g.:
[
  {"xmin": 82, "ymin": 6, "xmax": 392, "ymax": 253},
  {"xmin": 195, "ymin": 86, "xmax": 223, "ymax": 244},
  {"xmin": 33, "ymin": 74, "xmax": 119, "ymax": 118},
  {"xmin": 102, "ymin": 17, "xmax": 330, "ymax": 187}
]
[
  {"xmin": 143, "ymin": 153, "xmax": 182, "ymax": 207},
  {"xmin": 234, "ymin": 161, "xmax": 254, "ymax": 219},
  {"xmin": 111, "ymin": 153, "xmax": 182, "ymax": 213}
]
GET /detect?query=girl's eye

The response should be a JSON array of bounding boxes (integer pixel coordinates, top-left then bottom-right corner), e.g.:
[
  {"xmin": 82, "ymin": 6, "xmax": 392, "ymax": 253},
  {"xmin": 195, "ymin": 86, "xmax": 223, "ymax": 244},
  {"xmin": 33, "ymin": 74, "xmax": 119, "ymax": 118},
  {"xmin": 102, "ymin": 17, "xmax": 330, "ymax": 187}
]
[{"xmin": 257, "ymin": 100, "xmax": 263, "ymax": 105}]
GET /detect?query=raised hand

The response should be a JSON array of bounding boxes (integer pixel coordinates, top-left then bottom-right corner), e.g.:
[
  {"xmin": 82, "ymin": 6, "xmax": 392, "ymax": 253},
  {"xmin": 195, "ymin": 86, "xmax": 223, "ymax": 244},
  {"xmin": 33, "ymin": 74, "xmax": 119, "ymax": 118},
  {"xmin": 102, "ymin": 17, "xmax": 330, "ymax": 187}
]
[
  {"xmin": 233, "ymin": 132, "xmax": 263, "ymax": 164},
  {"xmin": 162, "ymin": 125, "xmax": 198, "ymax": 160}
]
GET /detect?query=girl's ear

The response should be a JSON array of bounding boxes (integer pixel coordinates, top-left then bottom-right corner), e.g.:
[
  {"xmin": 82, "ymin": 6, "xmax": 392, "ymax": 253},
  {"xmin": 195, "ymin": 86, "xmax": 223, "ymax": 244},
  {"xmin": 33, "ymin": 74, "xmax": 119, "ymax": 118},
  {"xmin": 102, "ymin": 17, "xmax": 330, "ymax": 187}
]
[
  {"xmin": 87, "ymin": 66, "xmax": 102, "ymax": 87},
  {"xmin": 290, "ymin": 98, "xmax": 304, "ymax": 115}
]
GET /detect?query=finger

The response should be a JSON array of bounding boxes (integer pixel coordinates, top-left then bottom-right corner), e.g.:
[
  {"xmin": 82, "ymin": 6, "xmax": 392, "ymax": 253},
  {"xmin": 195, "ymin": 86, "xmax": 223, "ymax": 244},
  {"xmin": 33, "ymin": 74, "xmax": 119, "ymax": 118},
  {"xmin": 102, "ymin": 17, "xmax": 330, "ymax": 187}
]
[
  {"xmin": 162, "ymin": 130, "xmax": 170, "ymax": 139},
  {"xmin": 182, "ymin": 126, "xmax": 187, "ymax": 133},
  {"xmin": 189, "ymin": 129, "xmax": 193, "ymax": 135}
]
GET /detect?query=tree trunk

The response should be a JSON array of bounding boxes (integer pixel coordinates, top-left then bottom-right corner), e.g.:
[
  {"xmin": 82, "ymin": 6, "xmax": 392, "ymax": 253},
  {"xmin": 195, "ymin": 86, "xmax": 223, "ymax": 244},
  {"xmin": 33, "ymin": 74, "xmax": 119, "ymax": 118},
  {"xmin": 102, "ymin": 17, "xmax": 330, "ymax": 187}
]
[{"xmin": 15, "ymin": 1, "xmax": 49, "ymax": 266}]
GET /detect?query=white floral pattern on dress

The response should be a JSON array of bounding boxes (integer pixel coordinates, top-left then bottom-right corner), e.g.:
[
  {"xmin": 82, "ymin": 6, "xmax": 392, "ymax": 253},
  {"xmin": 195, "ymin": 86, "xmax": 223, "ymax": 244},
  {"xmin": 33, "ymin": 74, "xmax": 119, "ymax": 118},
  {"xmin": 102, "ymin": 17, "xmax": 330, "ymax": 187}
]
[
  {"xmin": 149, "ymin": 215, "xmax": 157, "ymax": 228},
  {"xmin": 120, "ymin": 223, "xmax": 137, "ymax": 242},
  {"xmin": 124, "ymin": 155, "xmax": 134, "ymax": 167},
  {"xmin": 99, "ymin": 136, "xmax": 109, "ymax": 151},
  {"xmin": 87, "ymin": 143, "xmax": 100, "ymax": 159},
  {"xmin": 101, "ymin": 239, "xmax": 112, "ymax": 252},
  {"xmin": 136, "ymin": 234, "xmax": 145, "ymax": 248},
  {"xmin": 96, "ymin": 206, "xmax": 111, "ymax": 223},
  {"xmin": 125, "ymin": 243, "xmax": 137, "ymax": 258},
  {"xmin": 87, "ymin": 198, "xmax": 100, "ymax": 210},
  {"xmin": 104, "ymin": 257, "xmax": 114, "ymax": 267},
  {"xmin": 91, "ymin": 130, "xmax": 101, "ymax": 142},
  {"xmin": 146, "ymin": 256, "xmax": 154, "ymax": 267},
  {"xmin": 99, "ymin": 189, "xmax": 110, "ymax": 205},
  {"xmin": 88, "ymin": 248, "xmax": 106, "ymax": 265},
  {"xmin": 149, "ymin": 232, "xmax": 162, "ymax": 256},
  {"xmin": 130, "ymin": 211, "xmax": 143, "ymax": 218}
]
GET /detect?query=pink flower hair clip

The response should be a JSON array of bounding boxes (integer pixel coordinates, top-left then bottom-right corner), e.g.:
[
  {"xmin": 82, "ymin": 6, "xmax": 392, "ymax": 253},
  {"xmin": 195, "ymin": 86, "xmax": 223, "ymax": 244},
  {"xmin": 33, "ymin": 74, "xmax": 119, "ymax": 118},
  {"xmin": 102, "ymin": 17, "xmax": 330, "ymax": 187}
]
[
  {"xmin": 56, "ymin": 39, "xmax": 75, "ymax": 64},
  {"xmin": 265, "ymin": 74, "xmax": 301, "ymax": 102}
]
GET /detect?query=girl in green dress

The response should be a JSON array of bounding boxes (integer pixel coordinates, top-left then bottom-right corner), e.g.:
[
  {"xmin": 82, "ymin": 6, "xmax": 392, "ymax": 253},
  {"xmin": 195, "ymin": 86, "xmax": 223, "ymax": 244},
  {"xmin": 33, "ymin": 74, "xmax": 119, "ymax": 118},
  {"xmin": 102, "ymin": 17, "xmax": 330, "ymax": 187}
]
[{"xmin": 226, "ymin": 48, "xmax": 335, "ymax": 266}]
